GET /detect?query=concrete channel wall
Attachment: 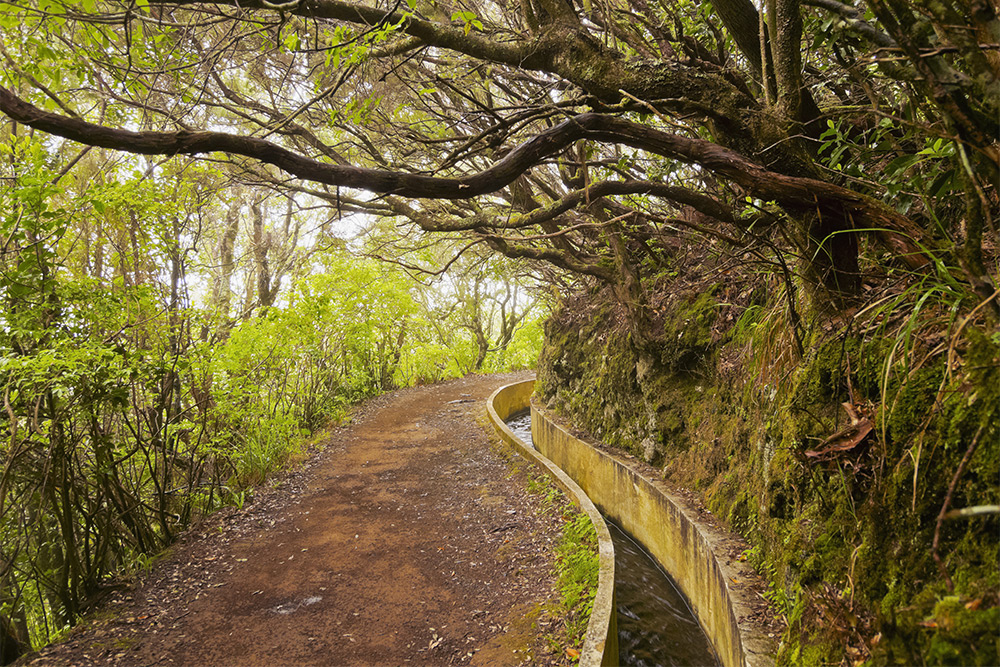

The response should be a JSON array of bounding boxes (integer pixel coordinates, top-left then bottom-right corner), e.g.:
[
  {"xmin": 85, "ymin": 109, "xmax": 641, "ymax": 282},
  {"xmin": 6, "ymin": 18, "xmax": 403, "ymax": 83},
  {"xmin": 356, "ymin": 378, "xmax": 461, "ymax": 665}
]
[
  {"xmin": 486, "ymin": 381, "xmax": 618, "ymax": 667},
  {"xmin": 531, "ymin": 401, "xmax": 776, "ymax": 667}
]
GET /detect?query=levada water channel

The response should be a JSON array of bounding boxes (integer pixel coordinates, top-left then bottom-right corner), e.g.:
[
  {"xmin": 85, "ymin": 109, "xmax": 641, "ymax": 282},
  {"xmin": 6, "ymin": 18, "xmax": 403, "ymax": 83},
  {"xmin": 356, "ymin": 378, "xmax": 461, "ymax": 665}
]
[{"xmin": 504, "ymin": 409, "xmax": 720, "ymax": 667}]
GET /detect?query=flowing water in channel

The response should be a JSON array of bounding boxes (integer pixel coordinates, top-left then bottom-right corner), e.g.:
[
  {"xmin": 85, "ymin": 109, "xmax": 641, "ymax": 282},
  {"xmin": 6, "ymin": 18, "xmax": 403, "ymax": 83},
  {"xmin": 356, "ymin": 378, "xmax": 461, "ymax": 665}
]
[
  {"xmin": 503, "ymin": 411, "xmax": 719, "ymax": 667},
  {"xmin": 505, "ymin": 410, "xmax": 535, "ymax": 449},
  {"xmin": 609, "ymin": 520, "xmax": 720, "ymax": 667}
]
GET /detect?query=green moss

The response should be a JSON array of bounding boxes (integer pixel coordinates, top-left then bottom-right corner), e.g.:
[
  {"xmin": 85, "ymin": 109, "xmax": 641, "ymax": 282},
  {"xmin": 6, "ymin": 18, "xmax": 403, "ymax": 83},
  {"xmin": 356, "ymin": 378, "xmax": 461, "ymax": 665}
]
[
  {"xmin": 536, "ymin": 282, "xmax": 999, "ymax": 666},
  {"xmin": 885, "ymin": 363, "xmax": 944, "ymax": 448},
  {"xmin": 923, "ymin": 598, "xmax": 1000, "ymax": 665},
  {"xmin": 659, "ymin": 287, "xmax": 720, "ymax": 372}
]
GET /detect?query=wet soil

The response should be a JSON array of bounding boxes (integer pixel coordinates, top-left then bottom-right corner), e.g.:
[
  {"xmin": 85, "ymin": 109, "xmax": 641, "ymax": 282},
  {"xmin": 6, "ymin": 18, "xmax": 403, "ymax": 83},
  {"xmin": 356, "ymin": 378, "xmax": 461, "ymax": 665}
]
[{"xmin": 25, "ymin": 373, "xmax": 574, "ymax": 667}]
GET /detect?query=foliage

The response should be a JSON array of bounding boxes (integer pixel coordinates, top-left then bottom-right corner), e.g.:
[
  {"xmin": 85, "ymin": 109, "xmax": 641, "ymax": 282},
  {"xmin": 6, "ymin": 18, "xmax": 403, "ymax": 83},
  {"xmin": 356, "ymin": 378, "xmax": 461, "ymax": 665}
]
[
  {"xmin": 526, "ymin": 472, "xmax": 599, "ymax": 654},
  {"xmin": 554, "ymin": 512, "xmax": 600, "ymax": 648},
  {"xmin": 0, "ymin": 0, "xmax": 998, "ymax": 661},
  {"xmin": 536, "ymin": 266, "xmax": 999, "ymax": 665},
  {"xmin": 0, "ymin": 130, "xmax": 545, "ymax": 654}
]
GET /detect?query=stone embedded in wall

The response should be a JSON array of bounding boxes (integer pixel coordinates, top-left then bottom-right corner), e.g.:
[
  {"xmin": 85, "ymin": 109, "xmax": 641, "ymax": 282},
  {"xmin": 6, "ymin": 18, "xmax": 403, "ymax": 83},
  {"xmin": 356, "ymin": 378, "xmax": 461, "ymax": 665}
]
[
  {"xmin": 641, "ymin": 437, "xmax": 661, "ymax": 465},
  {"xmin": 635, "ymin": 353, "xmax": 656, "ymax": 384}
]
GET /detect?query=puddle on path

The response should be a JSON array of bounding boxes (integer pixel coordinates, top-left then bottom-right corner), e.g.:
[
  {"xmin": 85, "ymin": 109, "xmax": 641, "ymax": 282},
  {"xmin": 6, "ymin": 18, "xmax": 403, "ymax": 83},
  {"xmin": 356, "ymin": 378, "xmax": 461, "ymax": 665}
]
[{"xmin": 271, "ymin": 595, "xmax": 323, "ymax": 615}]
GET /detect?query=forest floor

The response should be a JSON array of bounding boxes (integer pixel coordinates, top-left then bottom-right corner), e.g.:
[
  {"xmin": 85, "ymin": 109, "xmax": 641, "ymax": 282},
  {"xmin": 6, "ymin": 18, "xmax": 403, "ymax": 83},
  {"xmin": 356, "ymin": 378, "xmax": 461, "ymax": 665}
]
[{"xmin": 23, "ymin": 371, "xmax": 577, "ymax": 667}]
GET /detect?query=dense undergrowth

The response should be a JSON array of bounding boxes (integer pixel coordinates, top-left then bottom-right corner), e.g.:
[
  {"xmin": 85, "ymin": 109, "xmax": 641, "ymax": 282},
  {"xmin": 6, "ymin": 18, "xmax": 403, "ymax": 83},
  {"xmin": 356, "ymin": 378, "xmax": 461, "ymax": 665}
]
[
  {"xmin": 2, "ymin": 0, "xmax": 997, "ymax": 662},
  {"xmin": 525, "ymin": 470, "xmax": 600, "ymax": 659},
  {"xmin": 0, "ymin": 160, "xmax": 544, "ymax": 656},
  {"xmin": 536, "ymin": 261, "xmax": 998, "ymax": 665}
]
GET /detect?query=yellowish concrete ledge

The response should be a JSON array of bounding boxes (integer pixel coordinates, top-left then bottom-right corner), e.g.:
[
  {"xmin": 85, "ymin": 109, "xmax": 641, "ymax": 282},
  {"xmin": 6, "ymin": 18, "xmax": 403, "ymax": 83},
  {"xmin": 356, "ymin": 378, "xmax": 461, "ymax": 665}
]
[
  {"xmin": 487, "ymin": 380, "xmax": 619, "ymax": 667},
  {"xmin": 531, "ymin": 401, "xmax": 777, "ymax": 667}
]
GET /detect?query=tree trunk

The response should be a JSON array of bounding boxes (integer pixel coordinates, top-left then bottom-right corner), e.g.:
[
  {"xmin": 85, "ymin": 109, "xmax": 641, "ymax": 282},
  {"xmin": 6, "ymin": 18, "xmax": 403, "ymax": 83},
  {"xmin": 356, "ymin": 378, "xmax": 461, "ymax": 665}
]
[
  {"xmin": 210, "ymin": 199, "xmax": 241, "ymax": 320},
  {"xmin": 251, "ymin": 197, "xmax": 276, "ymax": 313},
  {"xmin": 0, "ymin": 613, "xmax": 26, "ymax": 666}
]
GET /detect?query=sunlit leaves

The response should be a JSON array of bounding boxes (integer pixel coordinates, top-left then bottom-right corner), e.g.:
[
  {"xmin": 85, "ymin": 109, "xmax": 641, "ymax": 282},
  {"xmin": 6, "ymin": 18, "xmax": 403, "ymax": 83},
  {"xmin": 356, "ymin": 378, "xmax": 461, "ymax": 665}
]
[
  {"xmin": 450, "ymin": 10, "xmax": 483, "ymax": 35},
  {"xmin": 818, "ymin": 117, "xmax": 960, "ymax": 213},
  {"xmin": 322, "ymin": 13, "xmax": 407, "ymax": 70}
]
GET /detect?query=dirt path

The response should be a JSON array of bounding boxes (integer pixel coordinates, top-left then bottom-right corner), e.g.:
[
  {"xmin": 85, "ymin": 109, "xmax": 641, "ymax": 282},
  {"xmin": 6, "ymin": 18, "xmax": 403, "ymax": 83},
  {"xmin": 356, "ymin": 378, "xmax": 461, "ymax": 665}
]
[{"xmin": 27, "ymin": 373, "xmax": 571, "ymax": 666}]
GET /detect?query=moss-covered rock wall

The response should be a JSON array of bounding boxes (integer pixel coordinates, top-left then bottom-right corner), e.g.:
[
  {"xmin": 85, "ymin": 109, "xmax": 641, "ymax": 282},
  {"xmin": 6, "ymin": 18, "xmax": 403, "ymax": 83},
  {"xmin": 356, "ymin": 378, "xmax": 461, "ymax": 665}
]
[{"xmin": 537, "ymin": 281, "xmax": 999, "ymax": 665}]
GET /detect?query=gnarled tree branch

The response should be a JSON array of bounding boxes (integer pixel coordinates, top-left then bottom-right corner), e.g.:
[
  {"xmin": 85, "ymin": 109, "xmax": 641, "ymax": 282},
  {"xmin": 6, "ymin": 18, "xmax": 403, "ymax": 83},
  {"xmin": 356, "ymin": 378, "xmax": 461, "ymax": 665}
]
[{"xmin": 0, "ymin": 84, "xmax": 928, "ymax": 265}]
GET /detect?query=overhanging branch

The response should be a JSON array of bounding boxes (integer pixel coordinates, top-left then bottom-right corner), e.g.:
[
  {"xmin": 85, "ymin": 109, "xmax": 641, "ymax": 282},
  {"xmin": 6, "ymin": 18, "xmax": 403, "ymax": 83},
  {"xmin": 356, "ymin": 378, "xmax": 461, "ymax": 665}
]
[{"xmin": 0, "ymin": 84, "xmax": 929, "ymax": 265}]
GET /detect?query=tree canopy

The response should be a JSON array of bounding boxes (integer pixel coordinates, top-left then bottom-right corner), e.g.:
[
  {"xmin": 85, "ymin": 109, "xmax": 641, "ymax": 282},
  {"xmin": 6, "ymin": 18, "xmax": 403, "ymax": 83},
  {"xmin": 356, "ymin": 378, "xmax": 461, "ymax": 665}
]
[
  {"xmin": 0, "ymin": 0, "xmax": 998, "ymax": 660},
  {"xmin": 1, "ymin": 0, "xmax": 996, "ymax": 312}
]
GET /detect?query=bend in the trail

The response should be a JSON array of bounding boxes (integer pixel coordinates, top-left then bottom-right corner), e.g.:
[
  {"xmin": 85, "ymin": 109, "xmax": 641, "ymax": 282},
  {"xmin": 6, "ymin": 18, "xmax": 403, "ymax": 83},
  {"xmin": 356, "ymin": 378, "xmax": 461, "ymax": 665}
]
[{"xmin": 26, "ymin": 372, "xmax": 571, "ymax": 667}]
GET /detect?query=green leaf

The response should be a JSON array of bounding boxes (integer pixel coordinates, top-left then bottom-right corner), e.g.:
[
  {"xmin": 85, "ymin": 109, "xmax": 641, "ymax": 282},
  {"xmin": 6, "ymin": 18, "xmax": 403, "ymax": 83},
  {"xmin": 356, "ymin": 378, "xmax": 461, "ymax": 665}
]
[{"xmin": 884, "ymin": 153, "xmax": 923, "ymax": 177}]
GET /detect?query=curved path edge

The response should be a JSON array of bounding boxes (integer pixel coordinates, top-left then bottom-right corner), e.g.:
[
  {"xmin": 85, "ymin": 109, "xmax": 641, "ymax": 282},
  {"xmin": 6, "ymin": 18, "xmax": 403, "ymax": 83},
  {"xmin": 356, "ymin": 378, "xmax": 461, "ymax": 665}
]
[
  {"xmin": 530, "ymin": 398, "xmax": 779, "ymax": 667},
  {"xmin": 23, "ymin": 373, "xmax": 573, "ymax": 667},
  {"xmin": 486, "ymin": 380, "xmax": 619, "ymax": 667}
]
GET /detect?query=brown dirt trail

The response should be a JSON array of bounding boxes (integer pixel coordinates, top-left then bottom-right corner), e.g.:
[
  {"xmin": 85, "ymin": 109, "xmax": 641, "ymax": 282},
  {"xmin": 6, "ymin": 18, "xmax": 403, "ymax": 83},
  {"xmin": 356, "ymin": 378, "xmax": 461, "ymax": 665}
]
[{"xmin": 27, "ymin": 373, "xmax": 568, "ymax": 667}]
